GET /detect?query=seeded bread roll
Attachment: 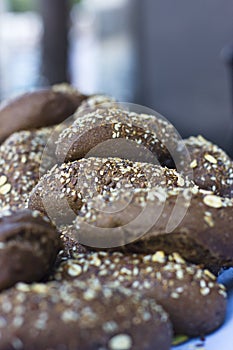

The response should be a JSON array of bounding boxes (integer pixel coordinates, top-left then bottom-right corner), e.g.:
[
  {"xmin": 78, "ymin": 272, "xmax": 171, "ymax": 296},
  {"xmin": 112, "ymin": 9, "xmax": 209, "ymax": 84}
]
[
  {"xmin": 0, "ymin": 83, "xmax": 87, "ymax": 143},
  {"xmin": 52, "ymin": 250, "xmax": 227, "ymax": 337},
  {"xmin": 184, "ymin": 135, "xmax": 233, "ymax": 198},
  {"xmin": 0, "ymin": 280, "xmax": 172, "ymax": 350},
  {"xmin": 28, "ymin": 157, "xmax": 189, "ymax": 224},
  {"xmin": 0, "ymin": 128, "xmax": 53, "ymax": 211},
  {"xmin": 73, "ymin": 186, "xmax": 233, "ymax": 270},
  {"xmin": 0, "ymin": 209, "xmax": 61, "ymax": 291},
  {"xmin": 56, "ymin": 107, "xmax": 178, "ymax": 167},
  {"xmin": 42, "ymin": 95, "xmax": 115, "ymax": 142}
]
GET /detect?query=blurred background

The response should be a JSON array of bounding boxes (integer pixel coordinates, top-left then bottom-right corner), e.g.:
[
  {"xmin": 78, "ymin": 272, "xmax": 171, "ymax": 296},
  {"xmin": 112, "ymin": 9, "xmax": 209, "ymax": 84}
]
[{"xmin": 0, "ymin": 0, "xmax": 233, "ymax": 155}]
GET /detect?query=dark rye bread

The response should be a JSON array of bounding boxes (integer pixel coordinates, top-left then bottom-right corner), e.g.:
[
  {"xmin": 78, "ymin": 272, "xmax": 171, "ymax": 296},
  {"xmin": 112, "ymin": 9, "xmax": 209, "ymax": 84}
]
[
  {"xmin": 184, "ymin": 135, "xmax": 233, "ymax": 198},
  {"xmin": 0, "ymin": 280, "xmax": 172, "ymax": 350},
  {"xmin": 0, "ymin": 83, "xmax": 87, "ymax": 144},
  {"xmin": 52, "ymin": 250, "xmax": 227, "ymax": 337},
  {"xmin": 36, "ymin": 95, "xmax": 116, "ymax": 163},
  {"xmin": 73, "ymin": 186, "xmax": 233, "ymax": 270},
  {"xmin": 28, "ymin": 157, "xmax": 189, "ymax": 224},
  {"xmin": 39, "ymin": 95, "xmax": 116, "ymax": 148},
  {"xmin": 0, "ymin": 209, "xmax": 61, "ymax": 291},
  {"xmin": 0, "ymin": 128, "xmax": 53, "ymax": 211},
  {"xmin": 55, "ymin": 107, "xmax": 179, "ymax": 167}
]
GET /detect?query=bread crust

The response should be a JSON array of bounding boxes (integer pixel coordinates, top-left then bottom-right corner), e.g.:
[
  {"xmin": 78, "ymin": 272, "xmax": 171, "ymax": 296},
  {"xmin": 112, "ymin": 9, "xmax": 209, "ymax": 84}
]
[
  {"xmin": 52, "ymin": 249, "xmax": 227, "ymax": 337},
  {"xmin": 0, "ymin": 279, "xmax": 172, "ymax": 350},
  {"xmin": 184, "ymin": 135, "xmax": 233, "ymax": 198},
  {"xmin": 0, "ymin": 84, "xmax": 87, "ymax": 143},
  {"xmin": 0, "ymin": 128, "xmax": 53, "ymax": 211},
  {"xmin": 0, "ymin": 209, "xmax": 61, "ymax": 291},
  {"xmin": 74, "ymin": 186, "xmax": 233, "ymax": 270},
  {"xmin": 56, "ymin": 107, "xmax": 178, "ymax": 167},
  {"xmin": 28, "ymin": 157, "xmax": 188, "ymax": 224}
]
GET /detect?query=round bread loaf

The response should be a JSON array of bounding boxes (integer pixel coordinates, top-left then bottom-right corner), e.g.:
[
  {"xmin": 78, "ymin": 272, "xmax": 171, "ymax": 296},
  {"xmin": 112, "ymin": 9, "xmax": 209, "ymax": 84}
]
[
  {"xmin": 28, "ymin": 157, "xmax": 189, "ymax": 224},
  {"xmin": 38, "ymin": 94, "xmax": 114, "ymax": 143},
  {"xmin": 184, "ymin": 135, "xmax": 233, "ymax": 198},
  {"xmin": 52, "ymin": 250, "xmax": 227, "ymax": 337},
  {"xmin": 73, "ymin": 186, "xmax": 233, "ymax": 270},
  {"xmin": 0, "ymin": 83, "xmax": 87, "ymax": 143},
  {"xmin": 0, "ymin": 209, "xmax": 61, "ymax": 291},
  {"xmin": 55, "ymin": 107, "xmax": 179, "ymax": 167},
  {"xmin": 0, "ymin": 128, "xmax": 53, "ymax": 211},
  {"xmin": 0, "ymin": 279, "xmax": 172, "ymax": 350}
]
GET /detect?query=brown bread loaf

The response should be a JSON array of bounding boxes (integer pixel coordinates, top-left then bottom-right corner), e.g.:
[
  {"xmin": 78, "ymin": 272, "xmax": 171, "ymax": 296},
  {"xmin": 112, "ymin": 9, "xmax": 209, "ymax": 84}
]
[
  {"xmin": 56, "ymin": 107, "xmax": 179, "ymax": 167},
  {"xmin": 0, "ymin": 279, "xmax": 172, "ymax": 350},
  {"xmin": 0, "ymin": 83, "xmax": 87, "ymax": 143},
  {"xmin": 28, "ymin": 157, "xmax": 189, "ymax": 224},
  {"xmin": 73, "ymin": 186, "xmax": 233, "ymax": 271},
  {"xmin": 52, "ymin": 250, "xmax": 227, "ymax": 337},
  {"xmin": 0, "ymin": 209, "xmax": 61, "ymax": 291},
  {"xmin": 0, "ymin": 128, "xmax": 53, "ymax": 211}
]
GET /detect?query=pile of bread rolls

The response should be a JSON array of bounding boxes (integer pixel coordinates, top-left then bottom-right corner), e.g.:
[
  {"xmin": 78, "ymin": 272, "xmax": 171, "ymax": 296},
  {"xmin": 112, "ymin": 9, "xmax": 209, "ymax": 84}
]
[{"xmin": 0, "ymin": 84, "xmax": 232, "ymax": 350}]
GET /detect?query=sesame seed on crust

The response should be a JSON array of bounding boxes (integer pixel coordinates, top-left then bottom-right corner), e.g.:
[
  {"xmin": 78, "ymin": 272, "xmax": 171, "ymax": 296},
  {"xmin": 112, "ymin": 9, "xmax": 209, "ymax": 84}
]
[
  {"xmin": 51, "ymin": 249, "xmax": 227, "ymax": 337},
  {"xmin": 0, "ymin": 278, "xmax": 172, "ymax": 350},
  {"xmin": 0, "ymin": 128, "xmax": 53, "ymax": 211},
  {"xmin": 56, "ymin": 107, "xmax": 179, "ymax": 167},
  {"xmin": 73, "ymin": 186, "xmax": 233, "ymax": 270},
  {"xmin": 28, "ymin": 157, "xmax": 190, "ymax": 225},
  {"xmin": 184, "ymin": 135, "xmax": 233, "ymax": 198}
]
